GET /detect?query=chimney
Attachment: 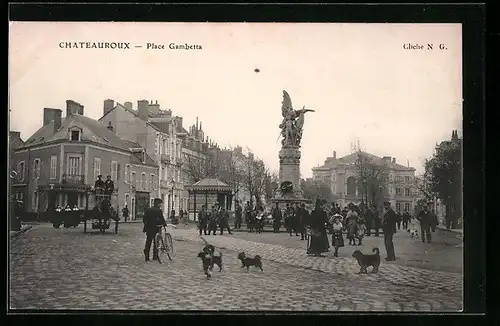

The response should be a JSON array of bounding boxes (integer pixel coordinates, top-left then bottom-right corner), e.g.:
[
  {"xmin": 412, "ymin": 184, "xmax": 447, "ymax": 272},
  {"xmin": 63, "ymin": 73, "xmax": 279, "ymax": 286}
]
[
  {"xmin": 200, "ymin": 121, "xmax": 203, "ymax": 130},
  {"xmin": 196, "ymin": 117, "xmax": 199, "ymax": 130},
  {"xmin": 148, "ymin": 100, "xmax": 160, "ymax": 115},
  {"xmin": 333, "ymin": 151, "xmax": 337, "ymax": 159},
  {"xmin": 124, "ymin": 102, "xmax": 133, "ymax": 110},
  {"xmin": 107, "ymin": 121, "xmax": 114, "ymax": 132},
  {"xmin": 66, "ymin": 100, "xmax": 84, "ymax": 117},
  {"xmin": 43, "ymin": 108, "xmax": 62, "ymax": 133},
  {"xmin": 382, "ymin": 156, "xmax": 391, "ymax": 164},
  {"xmin": 10, "ymin": 131, "xmax": 21, "ymax": 139},
  {"xmin": 137, "ymin": 100, "xmax": 149, "ymax": 121},
  {"xmin": 103, "ymin": 99, "xmax": 114, "ymax": 116},
  {"xmin": 392, "ymin": 158, "xmax": 396, "ymax": 164}
]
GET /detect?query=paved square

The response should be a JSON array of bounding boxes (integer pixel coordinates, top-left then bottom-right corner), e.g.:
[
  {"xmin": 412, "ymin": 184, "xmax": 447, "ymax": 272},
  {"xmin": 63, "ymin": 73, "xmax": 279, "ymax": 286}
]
[{"xmin": 9, "ymin": 223, "xmax": 462, "ymax": 311}]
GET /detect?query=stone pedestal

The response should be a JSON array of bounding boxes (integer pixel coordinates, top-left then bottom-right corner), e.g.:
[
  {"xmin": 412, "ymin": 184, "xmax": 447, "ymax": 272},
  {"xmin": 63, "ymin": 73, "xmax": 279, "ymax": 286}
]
[{"xmin": 274, "ymin": 145, "xmax": 304, "ymax": 201}]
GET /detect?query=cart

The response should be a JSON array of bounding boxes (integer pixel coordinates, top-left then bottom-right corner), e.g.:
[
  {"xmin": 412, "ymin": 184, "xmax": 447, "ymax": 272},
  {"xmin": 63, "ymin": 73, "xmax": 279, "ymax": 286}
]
[{"xmin": 83, "ymin": 188, "xmax": 119, "ymax": 234}]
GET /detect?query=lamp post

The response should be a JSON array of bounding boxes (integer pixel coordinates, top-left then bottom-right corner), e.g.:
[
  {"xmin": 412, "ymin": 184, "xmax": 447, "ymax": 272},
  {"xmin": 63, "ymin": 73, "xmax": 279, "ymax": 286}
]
[{"xmin": 170, "ymin": 178, "xmax": 176, "ymax": 219}]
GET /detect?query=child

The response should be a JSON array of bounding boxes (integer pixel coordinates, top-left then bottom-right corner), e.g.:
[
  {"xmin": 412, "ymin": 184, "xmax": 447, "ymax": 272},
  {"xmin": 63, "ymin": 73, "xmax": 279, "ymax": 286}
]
[
  {"xmin": 329, "ymin": 214, "xmax": 344, "ymax": 257},
  {"xmin": 356, "ymin": 218, "xmax": 367, "ymax": 246}
]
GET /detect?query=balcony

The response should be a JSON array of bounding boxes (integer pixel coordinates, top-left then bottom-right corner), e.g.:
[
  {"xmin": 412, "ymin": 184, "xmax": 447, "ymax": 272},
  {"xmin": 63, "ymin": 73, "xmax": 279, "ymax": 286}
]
[
  {"xmin": 62, "ymin": 174, "xmax": 85, "ymax": 184},
  {"xmin": 161, "ymin": 154, "xmax": 171, "ymax": 164}
]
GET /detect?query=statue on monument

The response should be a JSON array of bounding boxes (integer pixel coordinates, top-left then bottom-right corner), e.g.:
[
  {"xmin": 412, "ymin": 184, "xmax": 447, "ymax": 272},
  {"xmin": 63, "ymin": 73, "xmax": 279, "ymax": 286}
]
[{"xmin": 279, "ymin": 90, "xmax": 315, "ymax": 147}]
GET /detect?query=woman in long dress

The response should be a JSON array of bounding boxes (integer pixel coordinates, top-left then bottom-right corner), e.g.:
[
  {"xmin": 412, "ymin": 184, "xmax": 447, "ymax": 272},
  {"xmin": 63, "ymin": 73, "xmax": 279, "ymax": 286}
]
[
  {"xmin": 346, "ymin": 205, "xmax": 359, "ymax": 245},
  {"xmin": 329, "ymin": 214, "xmax": 344, "ymax": 257},
  {"xmin": 307, "ymin": 199, "xmax": 330, "ymax": 257}
]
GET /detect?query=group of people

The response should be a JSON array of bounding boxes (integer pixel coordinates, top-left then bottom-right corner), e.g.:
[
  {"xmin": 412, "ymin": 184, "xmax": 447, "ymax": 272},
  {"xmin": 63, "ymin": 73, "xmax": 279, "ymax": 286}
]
[
  {"xmin": 271, "ymin": 202, "xmax": 309, "ymax": 239},
  {"xmin": 197, "ymin": 204, "xmax": 233, "ymax": 236},
  {"xmin": 52, "ymin": 204, "xmax": 81, "ymax": 228}
]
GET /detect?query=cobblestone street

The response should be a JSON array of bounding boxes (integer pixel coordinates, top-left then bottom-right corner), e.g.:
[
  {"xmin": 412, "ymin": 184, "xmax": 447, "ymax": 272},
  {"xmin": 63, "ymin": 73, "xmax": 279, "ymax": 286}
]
[{"xmin": 9, "ymin": 223, "xmax": 462, "ymax": 311}]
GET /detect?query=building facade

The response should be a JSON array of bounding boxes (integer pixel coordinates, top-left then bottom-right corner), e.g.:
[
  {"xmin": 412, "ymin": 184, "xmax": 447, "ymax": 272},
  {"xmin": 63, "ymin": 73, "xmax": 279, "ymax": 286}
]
[
  {"xmin": 312, "ymin": 150, "xmax": 417, "ymax": 212},
  {"xmin": 11, "ymin": 101, "xmax": 158, "ymax": 220}
]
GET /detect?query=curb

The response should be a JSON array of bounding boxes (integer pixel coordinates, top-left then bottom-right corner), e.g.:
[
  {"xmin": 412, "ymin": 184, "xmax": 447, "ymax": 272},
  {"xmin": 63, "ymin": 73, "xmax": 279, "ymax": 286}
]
[{"xmin": 10, "ymin": 225, "xmax": 33, "ymax": 239}]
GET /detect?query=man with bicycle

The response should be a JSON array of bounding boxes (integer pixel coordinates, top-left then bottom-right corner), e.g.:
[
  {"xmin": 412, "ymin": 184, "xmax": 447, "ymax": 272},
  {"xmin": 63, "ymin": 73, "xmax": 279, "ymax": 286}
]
[{"xmin": 143, "ymin": 198, "xmax": 166, "ymax": 262}]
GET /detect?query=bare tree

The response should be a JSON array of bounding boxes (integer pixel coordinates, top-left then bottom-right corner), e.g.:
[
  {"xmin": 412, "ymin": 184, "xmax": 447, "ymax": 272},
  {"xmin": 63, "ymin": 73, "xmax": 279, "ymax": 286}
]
[
  {"xmin": 183, "ymin": 153, "xmax": 212, "ymax": 184},
  {"xmin": 241, "ymin": 152, "xmax": 269, "ymax": 207},
  {"xmin": 353, "ymin": 150, "xmax": 390, "ymax": 207},
  {"xmin": 301, "ymin": 178, "xmax": 335, "ymax": 203}
]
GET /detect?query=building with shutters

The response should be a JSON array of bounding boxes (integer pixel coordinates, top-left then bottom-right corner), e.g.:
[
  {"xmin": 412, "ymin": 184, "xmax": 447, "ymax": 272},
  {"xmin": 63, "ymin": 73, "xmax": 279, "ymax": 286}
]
[{"xmin": 10, "ymin": 100, "xmax": 158, "ymax": 220}]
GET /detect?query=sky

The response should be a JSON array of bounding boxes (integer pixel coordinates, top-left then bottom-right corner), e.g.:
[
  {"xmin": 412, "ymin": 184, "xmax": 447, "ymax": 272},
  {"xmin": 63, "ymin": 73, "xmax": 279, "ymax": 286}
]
[{"xmin": 9, "ymin": 22, "xmax": 462, "ymax": 178}]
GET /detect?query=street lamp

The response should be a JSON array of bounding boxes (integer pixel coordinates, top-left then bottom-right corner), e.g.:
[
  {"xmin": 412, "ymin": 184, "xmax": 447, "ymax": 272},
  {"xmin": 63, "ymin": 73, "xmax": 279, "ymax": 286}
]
[{"xmin": 170, "ymin": 178, "xmax": 176, "ymax": 219}]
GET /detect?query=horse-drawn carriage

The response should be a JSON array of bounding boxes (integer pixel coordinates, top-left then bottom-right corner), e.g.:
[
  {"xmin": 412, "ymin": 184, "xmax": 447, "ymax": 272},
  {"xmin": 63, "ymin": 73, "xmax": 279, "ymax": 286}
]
[{"xmin": 83, "ymin": 187, "xmax": 120, "ymax": 234}]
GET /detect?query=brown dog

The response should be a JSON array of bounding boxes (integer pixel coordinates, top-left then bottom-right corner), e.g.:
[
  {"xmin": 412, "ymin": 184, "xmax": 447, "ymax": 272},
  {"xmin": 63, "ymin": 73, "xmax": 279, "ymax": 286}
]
[{"xmin": 352, "ymin": 248, "xmax": 380, "ymax": 274}]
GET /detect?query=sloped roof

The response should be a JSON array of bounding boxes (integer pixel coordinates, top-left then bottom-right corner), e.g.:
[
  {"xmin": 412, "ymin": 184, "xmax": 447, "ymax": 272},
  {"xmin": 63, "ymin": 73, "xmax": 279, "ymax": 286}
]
[
  {"xmin": 99, "ymin": 103, "xmax": 161, "ymax": 133},
  {"xmin": 150, "ymin": 121, "xmax": 170, "ymax": 134},
  {"xmin": 185, "ymin": 178, "xmax": 232, "ymax": 191},
  {"xmin": 314, "ymin": 151, "xmax": 414, "ymax": 171}
]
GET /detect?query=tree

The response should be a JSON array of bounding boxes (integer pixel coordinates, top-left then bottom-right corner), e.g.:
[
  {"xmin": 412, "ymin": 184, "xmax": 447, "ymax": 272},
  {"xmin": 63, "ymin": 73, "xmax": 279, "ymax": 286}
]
[
  {"xmin": 264, "ymin": 171, "xmax": 279, "ymax": 202},
  {"xmin": 213, "ymin": 148, "xmax": 246, "ymax": 208},
  {"xmin": 242, "ymin": 152, "xmax": 269, "ymax": 207},
  {"xmin": 353, "ymin": 150, "xmax": 389, "ymax": 207},
  {"xmin": 424, "ymin": 132, "xmax": 461, "ymax": 225},
  {"xmin": 301, "ymin": 178, "xmax": 334, "ymax": 203},
  {"xmin": 183, "ymin": 153, "xmax": 212, "ymax": 184}
]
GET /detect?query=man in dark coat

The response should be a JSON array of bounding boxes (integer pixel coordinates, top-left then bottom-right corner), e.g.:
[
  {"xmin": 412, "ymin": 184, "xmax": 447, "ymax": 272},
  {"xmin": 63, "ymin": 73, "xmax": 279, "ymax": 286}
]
[
  {"xmin": 142, "ymin": 198, "xmax": 166, "ymax": 262},
  {"xmin": 292, "ymin": 202, "xmax": 301, "ymax": 236},
  {"xmin": 372, "ymin": 204, "xmax": 381, "ymax": 236},
  {"xmin": 382, "ymin": 202, "xmax": 397, "ymax": 261},
  {"xmin": 284, "ymin": 203, "xmax": 294, "ymax": 236},
  {"xmin": 299, "ymin": 203, "xmax": 309, "ymax": 240},
  {"xmin": 122, "ymin": 205, "xmax": 129, "ymax": 222},
  {"xmin": 364, "ymin": 205, "xmax": 374, "ymax": 236},
  {"xmin": 104, "ymin": 175, "xmax": 114, "ymax": 195},
  {"xmin": 271, "ymin": 202, "xmax": 282, "ymax": 233},
  {"xmin": 94, "ymin": 175, "xmax": 105, "ymax": 191},
  {"xmin": 198, "ymin": 205, "xmax": 208, "ymax": 235},
  {"xmin": 402, "ymin": 209, "xmax": 411, "ymax": 230},
  {"xmin": 418, "ymin": 207, "xmax": 432, "ymax": 243},
  {"xmin": 396, "ymin": 211, "xmax": 402, "ymax": 230},
  {"xmin": 208, "ymin": 206, "xmax": 219, "ymax": 235},
  {"xmin": 219, "ymin": 207, "xmax": 232, "ymax": 235},
  {"xmin": 234, "ymin": 201, "xmax": 243, "ymax": 229}
]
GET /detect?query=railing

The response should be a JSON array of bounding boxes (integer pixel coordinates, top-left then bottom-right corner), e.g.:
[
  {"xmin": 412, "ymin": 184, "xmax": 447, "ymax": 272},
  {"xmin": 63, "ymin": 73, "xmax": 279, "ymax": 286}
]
[
  {"xmin": 62, "ymin": 173, "xmax": 85, "ymax": 184},
  {"xmin": 161, "ymin": 154, "xmax": 170, "ymax": 163}
]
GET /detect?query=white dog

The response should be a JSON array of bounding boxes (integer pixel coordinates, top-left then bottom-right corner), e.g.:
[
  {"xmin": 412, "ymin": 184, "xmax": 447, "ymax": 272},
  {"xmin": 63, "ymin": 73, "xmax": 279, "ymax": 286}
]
[{"xmin": 408, "ymin": 218, "xmax": 420, "ymax": 238}]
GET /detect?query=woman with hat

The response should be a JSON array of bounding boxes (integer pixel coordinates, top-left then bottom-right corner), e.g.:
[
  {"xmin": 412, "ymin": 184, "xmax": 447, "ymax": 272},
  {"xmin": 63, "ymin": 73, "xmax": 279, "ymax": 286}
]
[
  {"xmin": 307, "ymin": 199, "xmax": 330, "ymax": 257},
  {"xmin": 329, "ymin": 213, "xmax": 344, "ymax": 257}
]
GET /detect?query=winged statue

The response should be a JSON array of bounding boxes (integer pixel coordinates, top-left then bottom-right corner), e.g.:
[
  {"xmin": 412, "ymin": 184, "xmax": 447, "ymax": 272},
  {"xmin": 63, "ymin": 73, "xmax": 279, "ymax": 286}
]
[{"xmin": 279, "ymin": 90, "xmax": 314, "ymax": 146}]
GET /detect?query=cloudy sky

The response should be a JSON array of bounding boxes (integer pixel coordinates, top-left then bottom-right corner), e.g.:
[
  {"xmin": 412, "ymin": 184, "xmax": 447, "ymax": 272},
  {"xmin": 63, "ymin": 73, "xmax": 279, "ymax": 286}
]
[{"xmin": 9, "ymin": 22, "xmax": 462, "ymax": 178}]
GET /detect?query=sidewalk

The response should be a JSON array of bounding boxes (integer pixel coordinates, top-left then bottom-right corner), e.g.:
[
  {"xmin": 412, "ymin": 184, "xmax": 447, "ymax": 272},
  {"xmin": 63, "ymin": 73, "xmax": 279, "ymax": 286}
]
[
  {"xmin": 437, "ymin": 225, "xmax": 463, "ymax": 240},
  {"xmin": 10, "ymin": 224, "xmax": 33, "ymax": 238}
]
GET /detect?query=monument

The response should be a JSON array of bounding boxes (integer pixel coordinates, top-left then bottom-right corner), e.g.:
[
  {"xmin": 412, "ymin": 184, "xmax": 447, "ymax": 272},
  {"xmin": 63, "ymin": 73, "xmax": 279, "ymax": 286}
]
[{"xmin": 273, "ymin": 90, "xmax": 314, "ymax": 203}]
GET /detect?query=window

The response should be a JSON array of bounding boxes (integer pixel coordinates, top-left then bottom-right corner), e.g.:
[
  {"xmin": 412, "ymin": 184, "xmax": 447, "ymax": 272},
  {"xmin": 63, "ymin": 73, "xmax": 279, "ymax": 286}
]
[
  {"xmin": 405, "ymin": 188, "xmax": 411, "ymax": 197},
  {"xmin": 396, "ymin": 188, "xmax": 402, "ymax": 196},
  {"xmin": 143, "ymin": 173, "xmax": 148, "ymax": 190},
  {"xmin": 404, "ymin": 202, "xmax": 411, "ymax": 212},
  {"xmin": 67, "ymin": 156, "xmax": 81, "ymax": 176},
  {"xmin": 93, "ymin": 157, "xmax": 101, "ymax": 181},
  {"xmin": 70, "ymin": 130, "xmax": 80, "ymax": 141},
  {"xmin": 32, "ymin": 159, "xmax": 41, "ymax": 179},
  {"xmin": 396, "ymin": 202, "xmax": 401, "ymax": 212},
  {"xmin": 125, "ymin": 165, "xmax": 130, "ymax": 183},
  {"xmin": 131, "ymin": 171, "xmax": 136, "ymax": 187},
  {"xmin": 111, "ymin": 161, "xmax": 118, "ymax": 181},
  {"xmin": 150, "ymin": 174, "xmax": 155, "ymax": 190},
  {"xmin": 404, "ymin": 176, "xmax": 410, "ymax": 183},
  {"xmin": 17, "ymin": 161, "xmax": 25, "ymax": 181},
  {"xmin": 50, "ymin": 156, "xmax": 57, "ymax": 179}
]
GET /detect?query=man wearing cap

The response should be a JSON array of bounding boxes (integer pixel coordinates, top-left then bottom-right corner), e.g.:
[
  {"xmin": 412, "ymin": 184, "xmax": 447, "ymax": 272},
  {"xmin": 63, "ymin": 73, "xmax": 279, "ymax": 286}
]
[
  {"xmin": 143, "ymin": 198, "xmax": 166, "ymax": 262},
  {"xmin": 382, "ymin": 201, "xmax": 397, "ymax": 261},
  {"xmin": 94, "ymin": 175, "xmax": 105, "ymax": 192}
]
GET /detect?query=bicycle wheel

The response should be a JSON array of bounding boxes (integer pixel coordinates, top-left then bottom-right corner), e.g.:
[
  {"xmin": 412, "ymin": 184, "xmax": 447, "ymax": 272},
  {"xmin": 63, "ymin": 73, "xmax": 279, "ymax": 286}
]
[
  {"xmin": 155, "ymin": 233, "xmax": 166, "ymax": 264},
  {"xmin": 165, "ymin": 233, "xmax": 174, "ymax": 260}
]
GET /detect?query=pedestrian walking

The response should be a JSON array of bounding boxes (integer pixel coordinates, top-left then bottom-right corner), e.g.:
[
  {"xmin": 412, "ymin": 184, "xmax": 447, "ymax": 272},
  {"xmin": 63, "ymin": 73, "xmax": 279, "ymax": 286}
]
[
  {"xmin": 292, "ymin": 203, "xmax": 300, "ymax": 236},
  {"xmin": 122, "ymin": 205, "xmax": 129, "ymax": 223},
  {"xmin": 284, "ymin": 203, "xmax": 294, "ymax": 236},
  {"xmin": 142, "ymin": 198, "xmax": 166, "ymax": 262},
  {"xmin": 372, "ymin": 205, "xmax": 381, "ymax": 236},
  {"xmin": 396, "ymin": 211, "xmax": 402, "ymax": 230},
  {"xmin": 418, "ymin": 207, "xmax": 432, "ymax": 243},
  {"xmin": 234, "ymin": 201, "xmax": 243, "ymax": 229},
  {"xmin": 382, "ymin": 202, "xmax": 397, "ymax": 261},
  {"xmin": 307, "ymin": 199, "xmax": 330, "ymax": 257},
  {"xmin": 329, "ymin": 214, "xmax": 344, "ymax": 257},
  {"xmin": 402, "ymin": 210, "xmax": 411, "ymax": 230},
  {"xmin": 271, "ymin": 203, "xmax": 282, "ymax": 233},
  {"xmin": 207, "ymin": 206, "xmax": 219, "ymax": 235},
  {"xmin": 219, "ymin": 208, "xmax": 232, "ymax": 235},
  {"xmin": 356, "ymin": 217, "xmax": 367, "ymax": 246},
  {"xmin": 198, "ymin": 205, "xmax": 208, "ymax": 236},
  {"xmin": 346, "ymin": 205, "xmax": 358, "ymax": 245},
  {"xmin": 298, "ymin": 203, "xmax": 309, "ymax": 240}
]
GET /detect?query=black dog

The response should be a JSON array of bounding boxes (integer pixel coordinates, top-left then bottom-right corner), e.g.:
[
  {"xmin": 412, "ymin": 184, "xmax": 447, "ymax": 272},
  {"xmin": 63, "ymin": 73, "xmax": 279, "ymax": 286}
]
[
  {"xmin": 199, "ymin": 244, "xmax": 223, "ymax": 274},
  {"xmin": 197, "ymin": 252, "xmax": 214, "ymax": 279},
  {"xmin": 237, "ymin": 252, "xmax": 263, "ymax": 272},
  {"xmin": 352, "ymin": 247, "xmax": 380, "ymax": 274}
]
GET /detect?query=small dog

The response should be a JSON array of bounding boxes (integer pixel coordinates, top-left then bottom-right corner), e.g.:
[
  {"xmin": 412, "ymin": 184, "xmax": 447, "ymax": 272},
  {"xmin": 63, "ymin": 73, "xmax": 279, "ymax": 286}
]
[
  {"xmin": 352, "ymin": 248, "xmax": 380, "ymax": 274},
  {"xmin": 197, "ymin": 251, "xmax": 214, "ymax": 279},
  {"xmin": 237, "ymin": 252, "xmax": 263, "ymax": 272},
  {"xmin": 408, "ymin": 229, "xmax": 419, "ymax": 238}
]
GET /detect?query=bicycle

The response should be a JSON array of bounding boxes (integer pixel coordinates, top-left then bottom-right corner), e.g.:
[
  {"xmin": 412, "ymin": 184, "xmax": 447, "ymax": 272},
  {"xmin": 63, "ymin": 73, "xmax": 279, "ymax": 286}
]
[{"xmin": 154, "ymin": 223, "xmax": 177, "ymax": 263}]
